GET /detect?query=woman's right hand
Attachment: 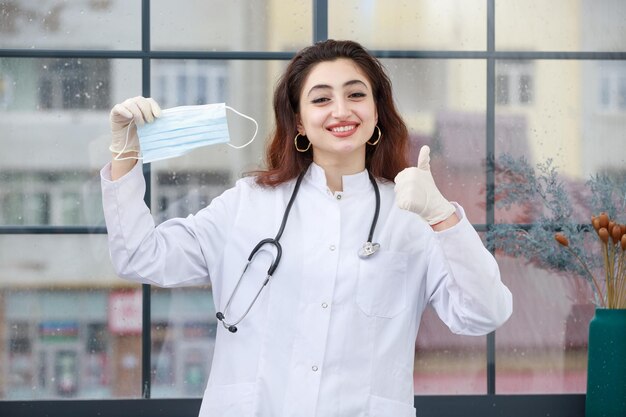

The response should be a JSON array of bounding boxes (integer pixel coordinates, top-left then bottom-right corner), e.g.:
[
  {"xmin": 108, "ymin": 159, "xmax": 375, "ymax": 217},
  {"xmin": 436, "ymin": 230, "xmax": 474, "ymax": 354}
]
[
  {"xmin": 109, "ymin": 97, "xmax": 161, "ymax": 179},
  {"xmin": 109, "ymin": 96, "xmax": 162, "ymax": 155}
]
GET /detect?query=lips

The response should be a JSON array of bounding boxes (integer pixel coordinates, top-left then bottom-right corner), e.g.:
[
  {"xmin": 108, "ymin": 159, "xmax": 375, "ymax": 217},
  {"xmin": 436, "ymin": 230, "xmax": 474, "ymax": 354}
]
[
  {"xmin": 327, "ymin": 123, "xmax": 358, "ymax": 137},
  {"xmin": 330, "ymin": 125, "xmax": 355, "ymax": 133}
]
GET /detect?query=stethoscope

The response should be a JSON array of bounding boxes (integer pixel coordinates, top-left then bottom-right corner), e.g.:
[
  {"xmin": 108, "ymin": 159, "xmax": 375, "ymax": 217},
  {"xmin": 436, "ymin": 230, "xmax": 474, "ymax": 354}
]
[{"xmin": 216, "ymin": 166, "xmax": 381, "ymax": 333}]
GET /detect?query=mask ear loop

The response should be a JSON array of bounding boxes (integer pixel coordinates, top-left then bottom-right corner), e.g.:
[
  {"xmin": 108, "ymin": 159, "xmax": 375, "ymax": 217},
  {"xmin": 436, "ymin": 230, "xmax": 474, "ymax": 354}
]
[
  {"xmin": 113, "ymin": 119, "xmax": 143, "ymax": 161},
  {"xmin": 225, "ymin": 106, "xmax": 259, "ymax": 149}
]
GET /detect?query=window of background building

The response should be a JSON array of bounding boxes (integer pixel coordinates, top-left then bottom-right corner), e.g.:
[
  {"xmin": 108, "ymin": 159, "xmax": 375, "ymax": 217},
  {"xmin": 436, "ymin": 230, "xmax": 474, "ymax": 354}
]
[
  {"xmin": 153, "ymin": 61, "xmax": 228, "ymax": 109},
  {"xmin": 0, "ymin": 172, "xmax": 102, "ymax": 226},
  {"xmin": 1, "ymin": 1, "xmax": 625, "ymax": 416},
  {"xmin": 598, "ymin": 62, "xmax": 626, "ymax": 112},
  {"xmin": 155, "ymin": 170, "xmax": 228, "ymax": 222},
  {"xmin": 496, "ymin": 61, "xmax": 534, "ymax": 107},
  {"xmin": 38, "ymin": 58, "xmax": 111, "ymax": 110}
]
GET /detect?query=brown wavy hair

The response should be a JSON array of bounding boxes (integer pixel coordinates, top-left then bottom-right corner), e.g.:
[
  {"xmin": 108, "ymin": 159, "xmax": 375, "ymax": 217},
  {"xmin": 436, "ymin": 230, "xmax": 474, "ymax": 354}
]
[{"xmin": 254, "ymin": 39, "xmax": 409, "ymax": 186}]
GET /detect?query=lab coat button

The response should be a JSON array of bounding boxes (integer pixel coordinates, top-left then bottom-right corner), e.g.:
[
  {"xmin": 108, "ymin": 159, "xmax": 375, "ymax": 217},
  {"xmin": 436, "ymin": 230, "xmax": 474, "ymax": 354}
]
[
  {"xmin": 312, "ymin": 366, "xmax": 319, "ymax": 372},
  {"xmin": 329, "ymin": 245, "xmax": 336, "ymax": 251},
  {"xmin": 336, "ymin": 194, "xmax": 342, "ymax": 200},
  {"xmin": 321, "ymin": 302, "xmax": 328, "ymax": 309}
]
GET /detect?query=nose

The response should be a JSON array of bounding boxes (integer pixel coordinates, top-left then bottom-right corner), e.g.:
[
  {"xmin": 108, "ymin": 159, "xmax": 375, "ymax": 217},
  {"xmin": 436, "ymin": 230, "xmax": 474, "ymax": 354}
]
[{"xmin": 331, "ymin": 97, "xmax": 350, "ymax": 119}]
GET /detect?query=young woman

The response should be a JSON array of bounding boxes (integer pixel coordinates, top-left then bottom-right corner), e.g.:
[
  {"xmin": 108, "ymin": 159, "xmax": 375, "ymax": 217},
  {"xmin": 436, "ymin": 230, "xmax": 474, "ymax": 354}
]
[{"xmin": 102, "ymin": 40, "xmax": 512, "ymax": 417}]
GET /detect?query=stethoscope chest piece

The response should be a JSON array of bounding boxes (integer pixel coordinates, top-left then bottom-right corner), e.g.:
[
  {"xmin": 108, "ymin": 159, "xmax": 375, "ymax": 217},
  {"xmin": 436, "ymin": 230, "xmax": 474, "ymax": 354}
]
[{"xmin": 358, "ymin": 241, "xmax": 380, "ymax": 259}]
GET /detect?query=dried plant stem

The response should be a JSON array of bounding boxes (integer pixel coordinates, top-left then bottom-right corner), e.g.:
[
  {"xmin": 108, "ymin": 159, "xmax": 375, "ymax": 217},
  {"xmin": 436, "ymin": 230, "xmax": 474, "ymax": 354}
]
[
  {"xmin": 615, "ymin": 250, "xmax": 626, "ymax": 308},
  {"xmin": 565, "ymin": 246, "xmax": 606, "ymax": 308},
  {"xmin": 602, "ymin": 243, "xmax": 613, "ymax": 308},
  {"xmin": 612, "ymin": 245, "xmax": 619, "ymax": 307},
  {"xmin": 610, "ymin": 242, "xmax": 617, "ymax": 305}
]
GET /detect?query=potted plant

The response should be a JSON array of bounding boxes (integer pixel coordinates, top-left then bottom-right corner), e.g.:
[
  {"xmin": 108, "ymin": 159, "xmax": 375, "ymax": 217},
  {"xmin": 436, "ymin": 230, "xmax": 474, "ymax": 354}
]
[
  {"xmin": 555, "ymin": 214, "xmax": 625, "ymax": 417},
  {"xmin": 487, "ymin": 154, "xmax": 626, "ymax": 417}
]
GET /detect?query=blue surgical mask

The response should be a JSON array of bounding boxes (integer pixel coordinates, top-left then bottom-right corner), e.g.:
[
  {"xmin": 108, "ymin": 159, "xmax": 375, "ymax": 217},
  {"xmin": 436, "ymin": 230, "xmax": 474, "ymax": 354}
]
[{"xmin": 115, "ymin": 103, "xmax": 258, "ymax": 164}]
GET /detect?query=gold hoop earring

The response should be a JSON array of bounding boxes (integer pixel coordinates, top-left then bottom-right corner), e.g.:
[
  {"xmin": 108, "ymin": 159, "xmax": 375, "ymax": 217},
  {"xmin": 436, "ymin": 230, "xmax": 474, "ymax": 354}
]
[
  {"xmin": 367, "ymin": 126, "xmax": 382, "ymax": 146},
  {"xmin": 294, "ymin": 133, "xmax": 311, "ymax": 152}
]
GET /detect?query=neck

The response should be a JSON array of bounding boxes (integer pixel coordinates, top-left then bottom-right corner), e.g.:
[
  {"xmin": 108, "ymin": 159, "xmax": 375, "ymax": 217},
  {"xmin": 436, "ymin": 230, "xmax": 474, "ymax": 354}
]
[{"xmin": 313, "ymin": 154, "xmax": 366, "ymax": 193}]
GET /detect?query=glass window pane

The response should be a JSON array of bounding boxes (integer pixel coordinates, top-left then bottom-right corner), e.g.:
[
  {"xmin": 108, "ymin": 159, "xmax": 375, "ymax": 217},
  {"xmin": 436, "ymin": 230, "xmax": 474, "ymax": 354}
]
[
  {"xmin": 151, "ymin": 288, "xmax": 216, "ymax": 398},
  {"xmin": 492, "ymin": 60, "xmax": 626, "ymax": 394},
  {"xmin": 150, "ymin": 0, "xmax": 311, "ymax": 52},
  {"xmin": 415, "ymin": 232, "xmax": 492, "ymax": 394},
  {"xmin": 384, "ymin": 59, "xmax": 487, "ymax": 224},
  {"xmin": 384, "ymin": 59, "xmax": 489, "ymax": 392},
  {"xmin": 496, "ymin": 0, "xmax": 626, "ymax": 52},
  {"xmin": 149, "ymin": 59, "xmax": 279, "ymax": 215},
  {"xmin": 330, "ymin": 0, "xmax": 486, "ymax": 51},
  {"xmin": 146, "ymin": 60, "xmax": 278, "ymax": 398},
  {"xmin": 415, "ymin": 307, "xmax": 487, "ymax": 394},
  {"xmin": 495, "ymin": 255, "xmax": 592, "ymax": 393},
  {"xmin": 0, "ymin": 235, "xmax": 142, "ymax": 399},
  {"xmin": 495, "ymin": 60, "xmax": 626, "ymax": 224},
  {"xmin": 0, "ymin": 0, "xmax": 141, "ymax": 50},
  {"xmin": 0, "ymin": 58, "xmax": 142, "ymax": 227}
]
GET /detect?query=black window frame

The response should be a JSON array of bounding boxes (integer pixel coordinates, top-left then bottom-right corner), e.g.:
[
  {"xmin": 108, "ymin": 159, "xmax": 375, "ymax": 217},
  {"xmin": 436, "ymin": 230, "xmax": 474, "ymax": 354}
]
[{"xmin": 3, "ymin": 0, "xmax": 625, "ymax": 415}]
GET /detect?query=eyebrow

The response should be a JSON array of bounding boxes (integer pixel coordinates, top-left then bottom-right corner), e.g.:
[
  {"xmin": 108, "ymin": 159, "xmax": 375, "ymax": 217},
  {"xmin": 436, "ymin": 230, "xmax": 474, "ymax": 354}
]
[{"xmin": 307, "ymin": 79, "xmax": 369, "ymax": 97}]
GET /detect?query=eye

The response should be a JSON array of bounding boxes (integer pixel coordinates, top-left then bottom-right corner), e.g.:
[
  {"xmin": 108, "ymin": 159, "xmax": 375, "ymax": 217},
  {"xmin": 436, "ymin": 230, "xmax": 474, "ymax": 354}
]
[
  {"xmin": 349, "ymin": 92, "xmax": 367, "ymax": 99},
  {"xmin": 311, "ymin": 97, "xmax": 330, "ymax": 104}
]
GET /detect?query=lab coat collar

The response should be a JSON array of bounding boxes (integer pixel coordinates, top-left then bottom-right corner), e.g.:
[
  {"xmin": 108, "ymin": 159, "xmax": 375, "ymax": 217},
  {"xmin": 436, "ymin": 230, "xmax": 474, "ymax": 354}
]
[{"xmin": 307, "ymin": 162, "xmax": 373, "ymax": 195}]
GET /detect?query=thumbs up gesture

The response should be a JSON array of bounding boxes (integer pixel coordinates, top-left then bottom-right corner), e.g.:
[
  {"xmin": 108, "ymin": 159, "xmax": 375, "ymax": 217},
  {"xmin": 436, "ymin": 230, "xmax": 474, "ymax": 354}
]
[{"xmin": 394, "ymin": 145, "xmax": 456, "ymax": 225}]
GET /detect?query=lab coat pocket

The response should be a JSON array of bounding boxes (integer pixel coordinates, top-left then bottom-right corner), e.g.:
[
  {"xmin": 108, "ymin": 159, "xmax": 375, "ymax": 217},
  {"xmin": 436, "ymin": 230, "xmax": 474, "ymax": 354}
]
[
  {"xmin": 198, "ymin": 382, "xmax": 255, "ymax": 417},
  {"xmin": 368, "ymin": 394, "xmax": 416, "ymax": 417},
  {"xmin": 356, "ymin": 251, "xmax": 408, "ymax": 318}
]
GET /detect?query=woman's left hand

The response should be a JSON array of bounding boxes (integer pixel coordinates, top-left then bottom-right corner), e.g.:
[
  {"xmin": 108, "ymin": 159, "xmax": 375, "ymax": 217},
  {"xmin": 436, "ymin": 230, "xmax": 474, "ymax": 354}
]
[{"xmin": 394, "ymin": 145, "xmax": 456, "ymax": 225}]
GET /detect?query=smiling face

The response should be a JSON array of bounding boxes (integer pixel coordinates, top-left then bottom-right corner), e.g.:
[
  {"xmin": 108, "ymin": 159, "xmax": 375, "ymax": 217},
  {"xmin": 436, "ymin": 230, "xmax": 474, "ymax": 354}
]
[{"xmin": 297, "ymin": 58, "xmax": 378, "ymax": 170}]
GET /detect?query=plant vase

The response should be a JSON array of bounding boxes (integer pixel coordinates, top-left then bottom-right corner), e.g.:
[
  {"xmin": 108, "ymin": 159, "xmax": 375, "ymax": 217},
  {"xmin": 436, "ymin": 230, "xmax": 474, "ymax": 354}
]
[{"xmin": 586, "ymin": 308, "xmax": 626, "ymax": 417}]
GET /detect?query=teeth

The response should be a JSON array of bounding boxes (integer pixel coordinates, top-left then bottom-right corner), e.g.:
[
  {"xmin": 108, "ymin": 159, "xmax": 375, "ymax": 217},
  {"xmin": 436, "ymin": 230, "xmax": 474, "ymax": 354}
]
[{"xmin": 331, "ymin": 125, "xmax": 355, "ymax": 133}]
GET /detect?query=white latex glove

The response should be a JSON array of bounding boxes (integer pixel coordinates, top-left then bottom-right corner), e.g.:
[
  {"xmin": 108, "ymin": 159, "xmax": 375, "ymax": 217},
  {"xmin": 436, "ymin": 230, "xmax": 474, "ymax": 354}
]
[
  {"xmin": 109, "ymin": 96, "xmax": 162, "ymax": 154},
  {"xmin": 394, "ymin": 145, "xmax": 456, "ymax": 225}
]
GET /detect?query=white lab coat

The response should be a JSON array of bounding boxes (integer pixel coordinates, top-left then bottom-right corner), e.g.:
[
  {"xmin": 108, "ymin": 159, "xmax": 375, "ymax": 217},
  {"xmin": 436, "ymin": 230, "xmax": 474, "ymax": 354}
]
[{"xmin": 101, "ymin": 161, "xmax": 512, "ymax": 417}]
